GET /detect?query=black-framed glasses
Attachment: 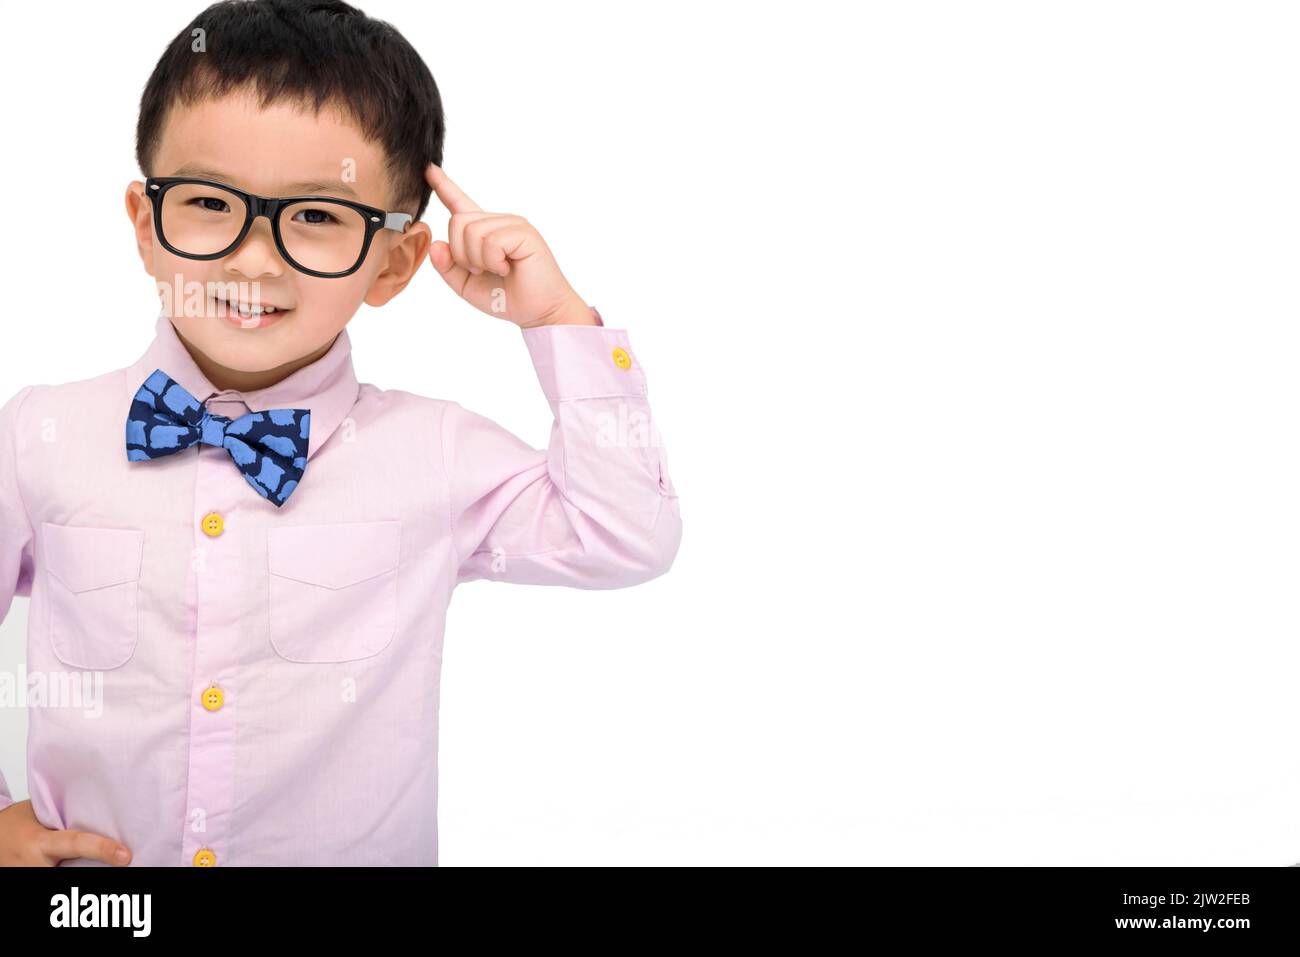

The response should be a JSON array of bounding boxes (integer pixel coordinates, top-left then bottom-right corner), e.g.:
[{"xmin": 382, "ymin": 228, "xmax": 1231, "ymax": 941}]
[{"xmin": 145, "ymin": 176, "xmax": 413, "ymax": 278}]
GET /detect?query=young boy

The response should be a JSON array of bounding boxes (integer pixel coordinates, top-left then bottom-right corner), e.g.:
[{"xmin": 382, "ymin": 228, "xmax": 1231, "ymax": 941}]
[{"xmin": 0, "ymin": 0, "xmax": 680, "ymax": 866}]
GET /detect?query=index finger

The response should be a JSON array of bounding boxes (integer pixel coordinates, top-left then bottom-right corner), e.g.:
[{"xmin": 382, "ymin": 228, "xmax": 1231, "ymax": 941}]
[
  {"xmin": 42, "ymin": 828, "xmax": 131, "ymax": 866},
  {"xmin": 425, "ymin": 163, "xmax": 482, "ymax": 214}
]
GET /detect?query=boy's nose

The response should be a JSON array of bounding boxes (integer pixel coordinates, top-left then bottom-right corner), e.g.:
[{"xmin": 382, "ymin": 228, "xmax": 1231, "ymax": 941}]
[{"xmin": 223, "ymin": 217, "xmax": 285, "ymax": 278}]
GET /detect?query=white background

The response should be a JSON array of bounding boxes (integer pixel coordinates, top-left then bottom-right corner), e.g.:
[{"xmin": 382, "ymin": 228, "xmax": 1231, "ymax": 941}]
[{"xmin": 1, "ymin": 0, "xmax": 1298, "ymax": 865}]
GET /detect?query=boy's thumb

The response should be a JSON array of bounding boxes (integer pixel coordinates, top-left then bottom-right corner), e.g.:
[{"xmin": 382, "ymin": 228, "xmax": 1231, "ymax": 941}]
[
  {"xmin": 429, "ymin": 240, "xmax": 454, "ymax": 274},
  {"xmin": 428, "ymin": 240, "xmax": 471, "ymax": 295}
]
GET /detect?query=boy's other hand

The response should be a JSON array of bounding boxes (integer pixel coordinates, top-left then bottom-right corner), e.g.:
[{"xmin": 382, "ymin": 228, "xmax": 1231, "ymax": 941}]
[
  {"xmin": 0, "ymin": 800, "xmax": 132, "ymax": 867},
  {"xmin": 424, "ymin": 163, "xmax": 598, "ymax": 328}
]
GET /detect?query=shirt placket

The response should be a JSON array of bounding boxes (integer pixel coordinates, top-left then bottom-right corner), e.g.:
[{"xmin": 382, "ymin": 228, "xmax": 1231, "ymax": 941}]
[{"xmin": 181, "ymin": 391, "xmax": 247, "ymax": 867}]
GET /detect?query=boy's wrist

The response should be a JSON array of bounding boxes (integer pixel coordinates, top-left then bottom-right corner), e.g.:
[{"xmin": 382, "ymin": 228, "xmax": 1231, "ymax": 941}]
[{"xmin": 524, "ymin": 296, "xmax": 602, "ymax": 328}]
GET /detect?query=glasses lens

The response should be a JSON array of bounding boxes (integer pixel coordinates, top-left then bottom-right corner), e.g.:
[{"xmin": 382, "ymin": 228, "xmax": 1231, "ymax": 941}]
[
  {"xmin": 279, "ymin": 199, "xmax": 369, "ymax": 274},
  {"xmin": 159, "ymin": 182, "xmax": 249, "ymax": 256}
]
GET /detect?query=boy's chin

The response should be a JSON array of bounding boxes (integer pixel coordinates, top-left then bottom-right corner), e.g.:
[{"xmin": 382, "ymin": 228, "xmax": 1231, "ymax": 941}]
[{"xmin": 175, "ymin": 316, "xmax": 299, "ymax": 370}]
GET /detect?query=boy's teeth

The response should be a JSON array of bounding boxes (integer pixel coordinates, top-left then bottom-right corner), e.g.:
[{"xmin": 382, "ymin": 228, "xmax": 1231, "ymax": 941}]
[{"xmin": 226, "ymin": 300, "xmax": 277, "ymax": 316}]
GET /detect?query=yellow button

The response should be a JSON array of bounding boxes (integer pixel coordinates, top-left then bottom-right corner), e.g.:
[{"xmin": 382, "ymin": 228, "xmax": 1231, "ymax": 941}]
[
  {"xmin": 611, "ymin": 347, "xmax": 632, "ymax": 370},
  {"xmin": 201, "ymin": 685, "xmax": 224, "ymax": 712},
  {"xmin": 193, "ymin": 848, "xmax": 216, "ymax": 867},
  {"xmin": 201, "ymin": 512, "xmax": 224, "ymax": 537}
]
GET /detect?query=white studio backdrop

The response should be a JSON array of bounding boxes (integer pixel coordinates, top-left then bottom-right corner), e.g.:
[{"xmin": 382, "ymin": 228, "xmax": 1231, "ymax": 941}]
[{"xmin": 1, "ymin": 0, "xmax": 1298, "ymax": 865}]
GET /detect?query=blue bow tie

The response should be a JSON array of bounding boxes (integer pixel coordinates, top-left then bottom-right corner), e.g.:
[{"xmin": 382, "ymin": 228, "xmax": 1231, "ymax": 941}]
[{"xmin": 126, "ymin": 369, "xmax": 311, "ymax": 507}]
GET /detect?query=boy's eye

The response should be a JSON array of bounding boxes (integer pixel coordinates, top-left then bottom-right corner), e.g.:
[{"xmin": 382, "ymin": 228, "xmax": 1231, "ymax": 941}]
[
  {"xmin": 292, "ymin": 206, "xmax": 341, "ymax": 226},
  {"xmin": 188, "ymin": 195, "xmax": 233, "ymax": 214}
]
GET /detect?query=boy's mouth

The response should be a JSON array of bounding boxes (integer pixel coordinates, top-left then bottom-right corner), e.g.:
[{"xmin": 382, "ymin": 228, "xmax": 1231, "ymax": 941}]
[{"xmin": 210, "ymin": 293, "xmax": 292, "ymax": 328}]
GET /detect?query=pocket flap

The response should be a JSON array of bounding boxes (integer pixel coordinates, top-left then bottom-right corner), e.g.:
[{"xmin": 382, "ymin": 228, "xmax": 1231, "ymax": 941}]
[
  {"xmin": 43, "ymin": 522, "xmax": 145, "ymax": 593},
  {"xmin": 268, "ymin": 520, "xmax": 401, "ymax": 590}
]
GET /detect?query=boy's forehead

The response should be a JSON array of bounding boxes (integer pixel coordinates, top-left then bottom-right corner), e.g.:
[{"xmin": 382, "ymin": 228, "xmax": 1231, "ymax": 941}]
[{"xmin": 153, "ymin": 90, "xmax": 392, "ymax": 206}]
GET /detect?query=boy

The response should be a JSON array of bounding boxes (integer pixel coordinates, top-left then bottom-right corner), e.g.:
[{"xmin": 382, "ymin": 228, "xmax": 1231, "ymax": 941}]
[{"xmin": 0, "ymin": 0, "xmax": 680, "ymax": 866}]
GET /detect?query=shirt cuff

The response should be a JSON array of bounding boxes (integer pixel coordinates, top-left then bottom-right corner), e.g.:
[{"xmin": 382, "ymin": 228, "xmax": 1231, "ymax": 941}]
[{"xmin": 521, "ymin": 320, "xmax": 648, "ymax": 402}]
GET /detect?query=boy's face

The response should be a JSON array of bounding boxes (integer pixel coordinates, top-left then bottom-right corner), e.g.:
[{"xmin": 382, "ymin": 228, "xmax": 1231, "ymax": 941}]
[{"xmin": 126, "ymin": 89, "xmax": 430, "ymax": 382}]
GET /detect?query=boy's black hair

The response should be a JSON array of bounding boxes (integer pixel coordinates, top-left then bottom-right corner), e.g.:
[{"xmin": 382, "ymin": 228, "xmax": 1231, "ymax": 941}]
[{"xmin": 135, "ymin": 0, "xmax": 444, "ymax": 220}]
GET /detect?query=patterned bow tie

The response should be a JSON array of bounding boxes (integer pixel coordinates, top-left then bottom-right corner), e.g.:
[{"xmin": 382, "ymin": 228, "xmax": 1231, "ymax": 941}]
[{"xmin": 126, "ymin": 369, "xmax": 311, "ymax": 507}]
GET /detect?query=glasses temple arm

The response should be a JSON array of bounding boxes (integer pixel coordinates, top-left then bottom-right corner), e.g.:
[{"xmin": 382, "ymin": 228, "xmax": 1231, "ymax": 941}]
[{"xmin": 384, "ymin": 212, "xmax": 413, "ymax": 233}]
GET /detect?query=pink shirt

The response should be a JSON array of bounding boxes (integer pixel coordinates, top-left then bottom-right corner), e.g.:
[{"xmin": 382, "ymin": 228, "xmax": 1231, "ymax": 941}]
[{"xmin": 0, "ymin": 313, "xmax": 681, "ymax": 865}]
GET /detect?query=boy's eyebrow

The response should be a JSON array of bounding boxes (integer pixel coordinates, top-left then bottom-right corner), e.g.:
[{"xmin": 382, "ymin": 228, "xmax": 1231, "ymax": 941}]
[{"xmin": 166, "ymin": 164, "xmax": 360, "ymax": 200}]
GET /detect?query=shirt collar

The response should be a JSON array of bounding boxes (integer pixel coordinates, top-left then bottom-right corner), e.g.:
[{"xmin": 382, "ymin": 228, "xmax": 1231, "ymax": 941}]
[{"xmin": 124, "ymin": 312, "xmax": 359, "ymax": 462}]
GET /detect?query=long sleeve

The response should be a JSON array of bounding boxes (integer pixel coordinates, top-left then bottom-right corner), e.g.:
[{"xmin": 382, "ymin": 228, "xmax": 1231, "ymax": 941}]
[
  {"xmin": 443, "ymin": 323, "xmax": 681, "ymax": 588},
  {"xmin": 0, "ymin": 385, "xmax": 35, "ymax": 812}
]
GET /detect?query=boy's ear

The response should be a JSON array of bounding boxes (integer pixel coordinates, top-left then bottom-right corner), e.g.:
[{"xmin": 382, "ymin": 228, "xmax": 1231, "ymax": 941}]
[
  {"xmin": 124, "ymin": 182, "xmax": 157, "ymax": 279},
  {"xmin": 363, "ymin": 220, "xmax": 432, "ymax": 307}
]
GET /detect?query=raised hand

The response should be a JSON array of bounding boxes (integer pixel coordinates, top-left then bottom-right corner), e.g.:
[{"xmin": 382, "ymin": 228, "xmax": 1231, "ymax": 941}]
[{"xmin": 424, "ymin": 163, "xmax": 597, "ymax": 327}]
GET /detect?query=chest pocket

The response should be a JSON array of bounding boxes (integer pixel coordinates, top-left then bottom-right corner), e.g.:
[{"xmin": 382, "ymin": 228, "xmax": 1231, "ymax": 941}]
[
  {"xmin": 43, "ymin": 522, "xmax": 145, "ymax": 671},
  {"xmin": 267, "ymin": 520, "xmax": 402, "ymax": 663}
]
